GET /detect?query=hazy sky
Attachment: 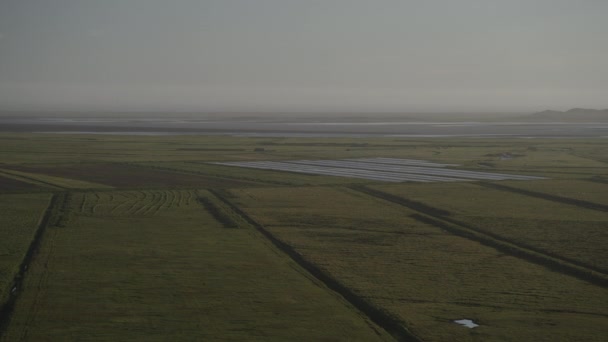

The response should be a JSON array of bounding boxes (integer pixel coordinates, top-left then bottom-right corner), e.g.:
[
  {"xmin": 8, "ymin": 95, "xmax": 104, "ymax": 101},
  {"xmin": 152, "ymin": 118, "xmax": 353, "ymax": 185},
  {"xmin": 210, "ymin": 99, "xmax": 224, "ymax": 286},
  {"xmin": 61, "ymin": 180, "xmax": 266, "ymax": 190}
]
[{"xmin": 1, "ymin": 0, "xmax": 606, "ymax": 112}]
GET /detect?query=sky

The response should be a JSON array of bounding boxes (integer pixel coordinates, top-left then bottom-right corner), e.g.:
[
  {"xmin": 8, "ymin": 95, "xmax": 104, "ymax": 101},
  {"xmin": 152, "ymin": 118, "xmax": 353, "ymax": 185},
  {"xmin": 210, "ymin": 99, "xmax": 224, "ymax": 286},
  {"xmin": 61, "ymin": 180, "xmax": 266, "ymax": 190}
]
[{"xmin": 0, "ymin": 0, "xmax": 607, "ymax": 113}]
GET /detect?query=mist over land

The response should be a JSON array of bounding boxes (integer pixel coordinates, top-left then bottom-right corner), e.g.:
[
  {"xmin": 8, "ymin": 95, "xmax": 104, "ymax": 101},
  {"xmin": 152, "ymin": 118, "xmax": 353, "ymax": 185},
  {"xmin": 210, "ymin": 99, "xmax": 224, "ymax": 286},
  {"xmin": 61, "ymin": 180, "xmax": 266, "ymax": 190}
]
[
  {"xmin": 1, "ymin": 108, "xmax": 607, "ymax": 138},
  {"xmin": 1, "ymin": 1, "xmax": 608, "ymax": 341},
  {"xmin": 1, "ymin": 1, "xmax": 607, "ymax": 114}
]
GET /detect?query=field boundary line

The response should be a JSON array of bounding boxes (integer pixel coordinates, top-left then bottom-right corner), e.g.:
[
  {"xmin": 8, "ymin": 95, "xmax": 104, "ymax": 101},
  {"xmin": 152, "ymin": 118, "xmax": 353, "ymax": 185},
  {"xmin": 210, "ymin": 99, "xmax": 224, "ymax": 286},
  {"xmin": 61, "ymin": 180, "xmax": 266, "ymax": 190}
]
[
  {"xmin": 209, "ymin": 189, "xmax": 421, "ymax": 342},
  {"xmin": 121, "ymin": 162, "xmax": 280, "ymax": 186},
  {"xmin": 587, "ymin": 177, "xmax": 608, "ymax": 185},
  {"xmin": 0, "ymin": 193, "xmax": 64, "ymax": 338},
  {"xmin": 478, "ymin": 182, "xmax": 608, "ymax": 212},
  {"xmin": 0, "ymin": 168, "xmax": 111, "ymax": 190},
  {"xmin": 195, "ymin": 194, "xmax": 238, "ymax": 229},
  {"xmin": 0, "ymin": 170, "xmax": 63, "ymax": 190},
  {"xmin": 349, "ymin": 185, "xmax": 608, "ymax": 287}
]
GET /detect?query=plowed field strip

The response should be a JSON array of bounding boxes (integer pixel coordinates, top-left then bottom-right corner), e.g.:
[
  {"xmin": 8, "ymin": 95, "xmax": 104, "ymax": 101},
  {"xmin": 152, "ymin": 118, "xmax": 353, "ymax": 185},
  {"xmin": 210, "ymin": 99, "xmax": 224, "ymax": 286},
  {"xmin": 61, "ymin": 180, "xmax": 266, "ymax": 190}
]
[
  {"xmin": 209, "ymin": 189, "xmax": 421, "ymax": 342},
  {"xmin": 144, "ymin": 191, "xmax": 168, "ymax": 215},
  {"xmin": 349, "ymin": 185, "xmax": 608, "ymax": 287},
  {"xmin": 134, "ymin": 191, "xmax": 156, "ymax": 215},
  {"xmin": 109, "ymin": 196, "xmax": 131, "ymax": 214},
  {"xmin": 479, "ymin": 183, "xmax": 608, "ymax": 212},
  {"xmin": 125, "ymin": 191, "xmax": 146, "ymax": 215}
]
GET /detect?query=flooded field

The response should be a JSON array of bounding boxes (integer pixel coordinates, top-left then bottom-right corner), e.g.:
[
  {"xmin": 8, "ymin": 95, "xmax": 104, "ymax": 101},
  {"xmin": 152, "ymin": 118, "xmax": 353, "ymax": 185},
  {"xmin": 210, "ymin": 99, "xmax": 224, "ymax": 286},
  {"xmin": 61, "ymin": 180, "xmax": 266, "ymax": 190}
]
[{"xmin": 214, "ymin": 158, "xmax": 544, "ymax": 182}]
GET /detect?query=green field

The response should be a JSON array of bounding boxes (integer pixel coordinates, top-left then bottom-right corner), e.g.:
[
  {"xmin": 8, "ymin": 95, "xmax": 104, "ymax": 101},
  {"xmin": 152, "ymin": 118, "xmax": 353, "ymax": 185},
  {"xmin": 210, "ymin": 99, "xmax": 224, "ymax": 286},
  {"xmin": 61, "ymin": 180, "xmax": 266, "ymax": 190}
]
[
  {"xmin": 0, "ymin": 133, "xmax": 606, "ymax": 341},
  {"xmin": 0, "ymin": 194, "xmax": 52, "ymax": 310},
  {"xmin": 2, "ymin": 190, "xmax": 390, "ymax": 341},
  {"xmin": 368, "ymin": 182, "xmax": 608, "ymax": 273},
  {"xmin": 226, "ymin": 186, "xmax": 607, "ymax": 341}
]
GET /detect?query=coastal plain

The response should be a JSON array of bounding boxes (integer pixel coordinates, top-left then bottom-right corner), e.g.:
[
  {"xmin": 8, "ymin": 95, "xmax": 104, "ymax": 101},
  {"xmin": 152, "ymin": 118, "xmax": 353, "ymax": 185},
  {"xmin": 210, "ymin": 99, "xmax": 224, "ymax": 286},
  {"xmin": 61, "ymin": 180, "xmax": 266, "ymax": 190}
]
[{"xmin": 0, "ymin": 131, "xmax": 606, "ymax": 341}]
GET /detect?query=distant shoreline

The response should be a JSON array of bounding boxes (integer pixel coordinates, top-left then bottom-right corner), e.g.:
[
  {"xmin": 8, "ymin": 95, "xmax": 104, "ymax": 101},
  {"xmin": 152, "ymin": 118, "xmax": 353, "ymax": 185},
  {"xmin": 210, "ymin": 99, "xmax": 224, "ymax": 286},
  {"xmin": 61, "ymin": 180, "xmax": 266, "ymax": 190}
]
[{"xmin": 1, "ymin": 120, "xmax": 607, "ymax": 138}]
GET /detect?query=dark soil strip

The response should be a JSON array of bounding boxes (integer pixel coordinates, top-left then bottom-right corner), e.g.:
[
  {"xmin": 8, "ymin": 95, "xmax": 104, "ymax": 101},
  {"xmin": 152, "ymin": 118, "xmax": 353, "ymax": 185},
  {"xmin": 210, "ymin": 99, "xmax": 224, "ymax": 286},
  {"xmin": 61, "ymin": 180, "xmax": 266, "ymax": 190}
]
[
  {"xmin": 587, "ymin": 176, "xmax": 608, "ymax": 185},
  {"xmin": 187, "ymin": 161, "xmax": 314, "ymax": 186},
  {"xmin": 0, "ymin": 175, "xmax": 44, "ymax": 192},
  {"xmin": 478, "ymin": 182, "xmax": 608, "ymax": 212},
  {"xmin": 411, "ymin": 215, "xmax": 607, "ymax": 287},
  {"xmin": 0, "ymin": 170, "xmax": 63, "ymax": 190},
  {"xmin": 126, "ymin": 162, "xmax": 282, "ymax": 187},
  {"xmin": 350, "ymin": 186, "xmax": 608, "ymax": 287},
  {"xmin": 53, "ymin": 192, "xmax": 72, "ymax": 228},
  {"xmin": 196, "ymin": 197, "xmax": 238, "ymax": 228},
  {"xmin": 349, "ymin": 185, "xmax": 451, "ymax": 217},
  {"xmin": 209, "ymin": 189, "xmax": 421, "ymax": 342},
  {"xmin": 0, "ymin": 193, "xmax": 65, "ymax": 337}
]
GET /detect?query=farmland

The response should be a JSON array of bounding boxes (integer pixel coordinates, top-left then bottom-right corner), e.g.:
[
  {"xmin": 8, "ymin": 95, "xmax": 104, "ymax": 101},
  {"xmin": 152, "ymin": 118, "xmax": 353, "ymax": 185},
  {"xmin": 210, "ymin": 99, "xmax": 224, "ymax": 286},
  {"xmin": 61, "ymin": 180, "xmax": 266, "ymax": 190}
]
[
  {"xmin": 368, "ymin": 182, "xmax": 608, "ymax": 274},
  {"xmin": 0, "ymin": 176, "xmax": 44, "ymax": 192},
  {"xmin": 0, "ymin": 132, "xmax": 607, "ymax": 341},
  {"xmin": 1, "ymin": 190, "xmax": 390, "ymax": 341},
  {"xmin": 0, "ymin": 194, "xmax": 52, "ymax": 318},
  {"xmin": 225, "ymin": 186, "xmax": 607, "ymax": 341}
]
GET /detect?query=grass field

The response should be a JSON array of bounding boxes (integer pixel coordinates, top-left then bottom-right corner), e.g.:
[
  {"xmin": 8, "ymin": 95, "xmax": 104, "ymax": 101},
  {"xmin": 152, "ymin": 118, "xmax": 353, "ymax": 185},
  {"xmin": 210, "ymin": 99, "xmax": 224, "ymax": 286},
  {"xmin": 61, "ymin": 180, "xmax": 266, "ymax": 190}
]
[
  {"xmin": 5, "ymin": 163, "xmax": 267, "ymax": 189},
  {"xmin": 0, "ymin": 168, "xmax": 112, "ymax": 190},
  {"xmin": 226, "ymin": 186, "xmax": 608, "ymax": 341},
  {"xmin": 368, "ymin": 182, "xmax": 608, "ymax": 273},
  {"xmin": 0, "ymin": 193, "xmax": 52, "ymax": 313},
  {"xmin": 0, "ymin": 133, "xmax": 606, "ymax": 341},
  {"xmin": 0, "ymin": 175, "xmax": 46, "ymax": 192},
  {"xmin": 2, "ymin": 190, "xmax": 390, "ymax": 341},
  {"xmin": 498, "ymin": 179, "xmax": 608, "ymax": 207}
]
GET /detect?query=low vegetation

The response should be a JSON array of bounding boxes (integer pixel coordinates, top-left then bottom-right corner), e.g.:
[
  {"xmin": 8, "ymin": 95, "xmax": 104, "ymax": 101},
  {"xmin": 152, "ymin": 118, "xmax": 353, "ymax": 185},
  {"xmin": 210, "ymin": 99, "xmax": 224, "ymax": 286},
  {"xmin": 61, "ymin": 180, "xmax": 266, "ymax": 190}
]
[
  {"xmin": 0, "ymin": 133, "xmax": 606, "ymax": 341},
  {"xmin": 0, "ymin": 168, "xmax": 111, "ymax": 190},
  {"xmin": 2, "ymin": 190, "xmax": 390, "ymax": 341},
  {"xmin": 227, "ymin": 186, "xmax": 608, "ymax": 341},
  {"xmin": 0, "ymin": 194, "xmax": 52, "ymax": 316},
  {"xmin": 369, "ymin": 182, "xmax": 608, "ymax": 273},
  {"xmin": 0, "ymin": 175, "xmax": 45, "ymax": 192}
]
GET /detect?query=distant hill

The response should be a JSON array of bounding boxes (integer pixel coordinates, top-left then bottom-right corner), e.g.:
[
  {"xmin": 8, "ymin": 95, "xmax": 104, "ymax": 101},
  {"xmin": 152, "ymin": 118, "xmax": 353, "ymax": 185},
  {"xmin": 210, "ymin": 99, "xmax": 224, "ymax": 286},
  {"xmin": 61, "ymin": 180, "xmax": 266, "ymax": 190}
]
[{"xmin": 524, "ymin": 108, "xmax": 608, "ymax": 122}]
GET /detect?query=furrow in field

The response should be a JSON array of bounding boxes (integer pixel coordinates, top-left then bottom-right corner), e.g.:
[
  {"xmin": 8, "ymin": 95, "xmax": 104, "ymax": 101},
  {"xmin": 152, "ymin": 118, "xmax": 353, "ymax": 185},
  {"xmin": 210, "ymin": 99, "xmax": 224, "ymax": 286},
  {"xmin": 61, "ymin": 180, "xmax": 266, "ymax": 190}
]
[
  {"xmin": 185, "ymin": 191, "xmax": 194, "ymax": 206},
  {"xmin": 3, "ymin": 189, "xmax": 392, "ymax": 341},
  {"xmin": 109, "ymin": 192, "xmax": 133, "ymax": 214},
  {"xmin": 162, "ymin": 190, "xmax": 175, "ymax": 211},
  {"xmin": 134, "ymin": 191, "xmax": 155, "ymax": 215},
  {"xmin": 210, "ymin": 189, "xmax": 421, "ymax": 342},
  {"xmin": 78, "ymin": 193, "xmax": 87, "ymax": 213},
  {"xmin": 123, "ymin": 194, "xmax": 141, "ymax": 214},
  {"xmin": 126, "ymin": 191, "xmax": 147, "ymax": 215},
  {"xmin": 90, "ymin": 192, "xmax": 101, "ymax": 214},
  {"xmin": 176, "ymin": 190, "xmax": 184, "ymax": 207},
  {"xmin": 479, "ymin": 182, "xmax": 608, "ymax": 212},
  {"xmin": 153, "ymin": 191, "xmax": 169, "ymax": 213},
  {"xmin": 349, "ymin": 185, "xmax": 608, "ymax": 287},
  {"xmin": 0, "ymin": 193, "xmax": 63, "ymax": 339},
  {"xmin": 144, "ymin": 191, "xmax": 167, "ymax": 216}
]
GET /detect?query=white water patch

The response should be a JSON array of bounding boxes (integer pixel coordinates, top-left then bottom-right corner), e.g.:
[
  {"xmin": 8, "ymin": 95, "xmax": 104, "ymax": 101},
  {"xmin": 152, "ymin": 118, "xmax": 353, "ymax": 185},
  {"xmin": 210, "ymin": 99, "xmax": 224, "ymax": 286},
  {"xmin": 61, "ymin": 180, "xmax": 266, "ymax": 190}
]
[
  {"xmin": 454, "ymin": 319, "xmax": 479, "ymax": 328},
  {"xmin": 214, "ymin": 158, "xmax": 545, "ymax": 183}
]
